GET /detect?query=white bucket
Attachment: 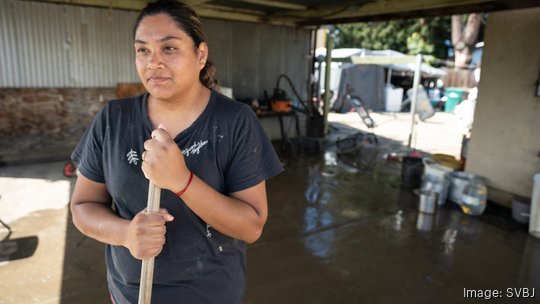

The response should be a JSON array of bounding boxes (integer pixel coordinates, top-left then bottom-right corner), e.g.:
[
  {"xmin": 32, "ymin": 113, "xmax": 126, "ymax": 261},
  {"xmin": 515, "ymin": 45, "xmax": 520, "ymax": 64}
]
[
  {"xmin": 385, "ymin": 86, "xmax": 404, "ymax": 112},
  {"xmin": 423, "ymin": 158, "xmax": 453, "ymax": 180},
  {"xmin": 529, "ymin": 173, "xmax": 540, "ymax": 238}
]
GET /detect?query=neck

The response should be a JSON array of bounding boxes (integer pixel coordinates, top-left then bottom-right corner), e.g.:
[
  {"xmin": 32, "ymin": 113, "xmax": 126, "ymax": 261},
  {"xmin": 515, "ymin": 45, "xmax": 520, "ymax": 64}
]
[{"xmin": 147, "ymin": 85, "xmax": 211, "ymax": 137}]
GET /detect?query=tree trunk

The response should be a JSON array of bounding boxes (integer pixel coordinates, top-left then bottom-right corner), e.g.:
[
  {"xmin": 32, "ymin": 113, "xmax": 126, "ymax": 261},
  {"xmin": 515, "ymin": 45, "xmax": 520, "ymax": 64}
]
[{"xmin": 451, "ymin": 13, "xmax": 482, "ymax": 68}]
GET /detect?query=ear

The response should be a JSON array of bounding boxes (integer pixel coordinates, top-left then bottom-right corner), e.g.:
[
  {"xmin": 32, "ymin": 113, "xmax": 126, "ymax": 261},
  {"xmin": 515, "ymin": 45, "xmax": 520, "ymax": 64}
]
[{"xmin": 197, "ymin": 42, "xmax": 208, "ymax": 70}]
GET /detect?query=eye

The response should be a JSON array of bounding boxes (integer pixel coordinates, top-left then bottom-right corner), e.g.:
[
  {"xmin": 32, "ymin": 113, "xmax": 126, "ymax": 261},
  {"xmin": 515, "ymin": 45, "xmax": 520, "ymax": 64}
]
[
  {"xmin": 136, "ymin": 47, "xmax": 148, "ymax": 54},
  {"xmin": 164, "ymin": 46, "xmax": 177, "ymax": 52}
]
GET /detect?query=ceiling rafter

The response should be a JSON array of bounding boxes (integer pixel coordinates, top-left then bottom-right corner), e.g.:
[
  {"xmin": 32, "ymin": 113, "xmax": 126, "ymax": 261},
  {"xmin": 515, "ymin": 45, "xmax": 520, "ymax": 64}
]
[
  {"xmin": 27, "ymin": 0, "xmax": 540, "ymax": 27},
  {"xmin": 231, "ymin": 0, "xmax": 306, "ymax": 10}
]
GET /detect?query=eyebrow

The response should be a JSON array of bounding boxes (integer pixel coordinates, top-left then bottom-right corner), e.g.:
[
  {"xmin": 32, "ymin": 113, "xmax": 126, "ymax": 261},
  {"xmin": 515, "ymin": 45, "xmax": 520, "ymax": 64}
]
[{"xmin": 134, "ymin": 35, "xmax": 182, "ymax": 44}]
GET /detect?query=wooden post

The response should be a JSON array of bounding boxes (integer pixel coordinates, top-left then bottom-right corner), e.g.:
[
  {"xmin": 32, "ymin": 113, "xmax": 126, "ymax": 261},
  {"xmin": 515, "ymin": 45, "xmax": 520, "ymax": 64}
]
[{"xmin": 323, "ymin": 29, "xmax": 334, "ymax": 136}]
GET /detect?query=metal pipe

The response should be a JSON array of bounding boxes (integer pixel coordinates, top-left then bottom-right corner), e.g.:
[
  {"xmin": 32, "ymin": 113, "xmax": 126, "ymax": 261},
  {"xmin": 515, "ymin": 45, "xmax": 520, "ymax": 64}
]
[
  {"xmin": 138, "ymin": 181, "xmax": 161, "ymax": 304},
  {"xmin": 386, "ymin": 68, "xmax": 392, "ymax": 86},
  {"xmin": 408, "ymin": 54, "xmax": 422, "ymax": 148}
]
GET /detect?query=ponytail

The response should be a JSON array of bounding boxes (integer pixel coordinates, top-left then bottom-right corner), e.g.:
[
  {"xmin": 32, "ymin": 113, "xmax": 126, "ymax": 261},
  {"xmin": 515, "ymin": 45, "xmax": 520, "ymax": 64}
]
[{"xmin": 200, "ymin": 60, "xmax": 218, "ymax": 89}]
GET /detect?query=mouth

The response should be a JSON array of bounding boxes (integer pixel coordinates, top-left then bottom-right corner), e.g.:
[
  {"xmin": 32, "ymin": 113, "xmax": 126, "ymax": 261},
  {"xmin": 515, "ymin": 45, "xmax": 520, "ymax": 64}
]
[{"xmin": 147, "ymin": 76, "xmax": 171, "ymax": 84}]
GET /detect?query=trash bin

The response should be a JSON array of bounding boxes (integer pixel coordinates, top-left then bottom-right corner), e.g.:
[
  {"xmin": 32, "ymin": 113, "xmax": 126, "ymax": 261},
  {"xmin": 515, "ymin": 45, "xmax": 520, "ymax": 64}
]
[
  {"xmin": 444, "ymin": 87, "xmax": 465, "ymax": 112},
  {"xmin": 385, "ymin": 85, "xmax": 404, "ymax": 112},
  {"xmin": 401, "ymin": 156, "xmax": 424, "ymax": 188}
]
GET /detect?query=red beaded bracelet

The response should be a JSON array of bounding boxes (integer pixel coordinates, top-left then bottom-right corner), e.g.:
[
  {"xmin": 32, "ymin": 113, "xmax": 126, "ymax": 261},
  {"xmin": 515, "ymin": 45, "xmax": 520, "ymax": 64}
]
[{"xmin": 176, "ymin": 171, "xmax": 194, "ymax": 197}]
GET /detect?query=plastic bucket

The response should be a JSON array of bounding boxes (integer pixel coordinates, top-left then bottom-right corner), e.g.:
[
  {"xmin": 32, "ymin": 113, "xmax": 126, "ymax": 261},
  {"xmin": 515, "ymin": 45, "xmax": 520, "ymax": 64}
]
[
  {"xmin": 423, "ymin": 158, "xmax": 453, "ymax": 178},
  {"xmin": 401, "ymin": 156, "xmax": 424, "ymax": 188},
  {"xmin": 512, "ymin": 195, "xmax": 531, "ymax": 224},
  {"xmin": 447, "ymin": 171, "xmax": 476, "ymax": 203}
]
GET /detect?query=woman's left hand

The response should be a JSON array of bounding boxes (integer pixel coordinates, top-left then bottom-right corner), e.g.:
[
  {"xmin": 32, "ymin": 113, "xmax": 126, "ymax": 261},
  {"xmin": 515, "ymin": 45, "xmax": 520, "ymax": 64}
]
[{"xmin": 141, "ymin": 124, "xmax": 191, "ymax": 192}]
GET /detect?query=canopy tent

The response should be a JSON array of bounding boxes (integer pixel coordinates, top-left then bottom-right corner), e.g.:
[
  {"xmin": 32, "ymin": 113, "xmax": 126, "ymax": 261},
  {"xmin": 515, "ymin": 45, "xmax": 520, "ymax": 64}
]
[
  {"xmin": 314, "ymin": 48, "xmax": 446, "ymax": 112},
  {"xmin": 315, "ymin": 48, "xmax": 447, "ymax": 77},
  {"xmin": 317, "ymin": 47, "xmax": 431, "ymax": 147}
]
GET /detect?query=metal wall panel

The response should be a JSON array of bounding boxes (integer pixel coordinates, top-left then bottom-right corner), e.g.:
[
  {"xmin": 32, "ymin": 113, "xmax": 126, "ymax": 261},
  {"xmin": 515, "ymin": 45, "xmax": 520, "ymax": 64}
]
[
  {"xmin": 0, "ymin": 0, "xmax": 140, "ymax": 87},
  {"xmin": 203, "ymin": 18, "xmax": 312, "ymax": 100},
  {"xmin": 0, "ymin": 0, "xmax": 311, "ymax": 96}
]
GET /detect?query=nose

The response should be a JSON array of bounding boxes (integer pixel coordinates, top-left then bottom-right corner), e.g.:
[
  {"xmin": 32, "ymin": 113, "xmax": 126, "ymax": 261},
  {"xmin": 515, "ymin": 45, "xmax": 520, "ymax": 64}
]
[{"xmin": 146, "ymin": 51, "xmax": 163, "ymax": 70}]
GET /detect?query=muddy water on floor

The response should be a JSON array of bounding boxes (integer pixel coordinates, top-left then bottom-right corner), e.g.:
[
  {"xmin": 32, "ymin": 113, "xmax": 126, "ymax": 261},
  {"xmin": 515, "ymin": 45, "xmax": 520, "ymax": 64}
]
[{"xmin": 246, "ymin": 151, "xmax": 540, "ymax": 304}]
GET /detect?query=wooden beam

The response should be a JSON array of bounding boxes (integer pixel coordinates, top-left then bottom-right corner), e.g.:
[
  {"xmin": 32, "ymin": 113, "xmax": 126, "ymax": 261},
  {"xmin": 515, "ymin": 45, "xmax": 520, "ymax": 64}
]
[
  {"xmin": 192, "ymin": 3, "xmax": 306, "ymax": 26},
  {"xmin": 295, "ymin": 0, "xmax": 540, "ymax": 25},
  {"xmin": 232, "ymin": 0, "xmax": 306, "ymax": 10},
  {"xmin": 195, "ymin": 6, "xmax": 298, "ymax": 26},
  {"xmin": 184, "ymin": 0, "xmax": 213, "ymax": 5},
  {"xmin": 32, "ymin": 0, "xmax": 149, "ymax": 11}
]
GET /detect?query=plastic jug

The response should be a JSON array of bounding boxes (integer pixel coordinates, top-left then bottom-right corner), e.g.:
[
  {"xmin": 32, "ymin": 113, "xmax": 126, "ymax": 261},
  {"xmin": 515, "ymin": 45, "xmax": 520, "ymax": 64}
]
[{"xmin": 460, "ymin": 178, "xmax": 487, "ymax": 216}]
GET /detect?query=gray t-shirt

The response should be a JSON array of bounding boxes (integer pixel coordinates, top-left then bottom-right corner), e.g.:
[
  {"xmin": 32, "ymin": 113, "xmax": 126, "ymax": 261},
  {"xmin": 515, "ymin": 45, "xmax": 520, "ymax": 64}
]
[{"xmin": 72, "ymin": 90, "xmax": 283, "ymax": 303}]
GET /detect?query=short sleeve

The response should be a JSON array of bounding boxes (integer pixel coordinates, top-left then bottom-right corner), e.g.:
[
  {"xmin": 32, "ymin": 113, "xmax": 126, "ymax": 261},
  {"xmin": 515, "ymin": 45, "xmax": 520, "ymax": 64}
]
[
  {"xmin": 225, "ymin": 106, "xmax": 283, "ymax": 193},
  {"xmin": 71, "ymin": 106, "xmax": 107, "ymax": 183}
]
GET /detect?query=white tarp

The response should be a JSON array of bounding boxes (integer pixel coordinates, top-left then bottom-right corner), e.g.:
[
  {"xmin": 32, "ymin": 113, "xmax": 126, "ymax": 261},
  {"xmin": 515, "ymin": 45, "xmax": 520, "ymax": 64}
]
[{"xmin": 315, "ymin": 48, "xmax": 447, "ymax": 77}]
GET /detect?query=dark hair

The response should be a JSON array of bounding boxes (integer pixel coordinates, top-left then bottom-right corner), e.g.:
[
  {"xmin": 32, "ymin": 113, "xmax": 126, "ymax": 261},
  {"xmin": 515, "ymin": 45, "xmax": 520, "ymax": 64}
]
[{"xmin": 134, "ymin": 0, "xmax": 218, "ymax": 89}]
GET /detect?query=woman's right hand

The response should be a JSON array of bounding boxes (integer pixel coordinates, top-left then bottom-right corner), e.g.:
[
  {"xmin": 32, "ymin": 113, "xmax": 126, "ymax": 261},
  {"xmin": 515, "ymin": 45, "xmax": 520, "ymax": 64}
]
[{"xmin": 124, "ymin": 208, "xmax": 174, "ymax": 260}]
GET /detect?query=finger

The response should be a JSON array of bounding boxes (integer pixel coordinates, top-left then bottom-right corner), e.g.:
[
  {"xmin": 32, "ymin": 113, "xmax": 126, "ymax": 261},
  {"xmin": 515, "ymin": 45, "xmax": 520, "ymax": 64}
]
[
  {"xmin": 151, "ymin": 128, "xmax": 172, "ymax": 142},
  {"xmin": 144, "ymin": 138, "xmax": 158, "ymax": 152},
  {"xmin": 139, "ymin": 244, "xmax": 164, "ymax": 259},
  {"xmin": 141, "ymin": 151, "xmax": 147, "ymax": 162},
  {"xmin": 145, "ymin": 226, "xmax": 167, "ymax": 238},
  {"xmin": 145, "ymin": 213, "xmax": 167, "ymax": 225},
  {"xmin": 141, "ymin": 161, "xmax": 150, "ymax": 179},
  {"xmin": 145, "ymin": 138, "xmax": 169, "ymax": 155},
  {"xmin": 158, "ymin": 123, "xmax": 168, "ymax": 131},
  {"xmin": 148, "ymin": 246, "xmax": 164, "ymax": 258},
  {"xmin": 159, "ymin": 208, "xmax": 175, "ymax": 222}
]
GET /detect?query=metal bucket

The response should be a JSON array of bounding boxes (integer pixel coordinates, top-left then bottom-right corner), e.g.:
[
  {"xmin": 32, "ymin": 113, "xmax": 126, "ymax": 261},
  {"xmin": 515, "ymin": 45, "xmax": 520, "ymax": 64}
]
[
  {"xmin": 421, "ymin": 173, "xmax": 449, "ymax": 206},
  {"xmin": 419, "ymin": 191, "xmax": 438, "ymax": 214}
]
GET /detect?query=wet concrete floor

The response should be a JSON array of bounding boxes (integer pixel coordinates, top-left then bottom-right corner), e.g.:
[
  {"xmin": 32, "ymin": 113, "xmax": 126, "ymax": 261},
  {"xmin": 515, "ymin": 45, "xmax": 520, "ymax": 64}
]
[{"xmin": 1, "ymin": 136, "xmax": 540, "ymax": 303}]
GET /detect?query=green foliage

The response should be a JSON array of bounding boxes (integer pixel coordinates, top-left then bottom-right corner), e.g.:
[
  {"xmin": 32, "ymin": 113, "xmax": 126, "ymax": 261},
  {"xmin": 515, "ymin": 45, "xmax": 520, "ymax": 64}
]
[{"xmin": 335, "ymin": 17, "xmax": 451, "ymax": 60}]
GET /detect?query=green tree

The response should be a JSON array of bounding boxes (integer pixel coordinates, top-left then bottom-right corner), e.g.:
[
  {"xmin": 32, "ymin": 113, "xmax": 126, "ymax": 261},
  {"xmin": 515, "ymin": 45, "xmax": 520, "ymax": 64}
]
[{"xmin": 335, "ymin": 17, "xmax": 451, "ymax": 60}]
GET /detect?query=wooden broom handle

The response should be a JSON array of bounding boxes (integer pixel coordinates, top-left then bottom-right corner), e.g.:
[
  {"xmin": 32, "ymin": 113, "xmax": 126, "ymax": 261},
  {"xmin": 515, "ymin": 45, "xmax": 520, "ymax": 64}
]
[{"xmin": 138, "ymin": 181, "xmax": 161, "ymax": 304}]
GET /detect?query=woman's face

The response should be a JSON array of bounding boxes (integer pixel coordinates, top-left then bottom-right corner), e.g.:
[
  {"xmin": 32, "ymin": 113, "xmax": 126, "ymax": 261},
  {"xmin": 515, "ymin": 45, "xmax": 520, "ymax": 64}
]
[{"xmin": 134, "ymin": 13, "xmax": 207, "ymax": 101}]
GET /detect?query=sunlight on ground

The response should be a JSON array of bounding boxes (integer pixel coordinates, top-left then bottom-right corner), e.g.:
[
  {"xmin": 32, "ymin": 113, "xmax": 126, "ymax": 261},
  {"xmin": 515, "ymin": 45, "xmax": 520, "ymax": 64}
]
[
  {"xmin": 0, "ymin": 177, "xmax": 71, "ymax": 223},
  {"xmin": 0, "ymin": 176, "xmax": 70, "ymax": 303},
  {"xmin": 329, "ymin": 112, "xmax": 465, "ymax": 158}
]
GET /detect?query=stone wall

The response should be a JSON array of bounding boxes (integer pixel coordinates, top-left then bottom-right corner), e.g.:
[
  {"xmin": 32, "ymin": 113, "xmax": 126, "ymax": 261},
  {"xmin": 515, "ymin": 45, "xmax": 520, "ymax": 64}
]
[{"xmin": 0, "ymin": 88, "xmax": 116, "ymax": 165}]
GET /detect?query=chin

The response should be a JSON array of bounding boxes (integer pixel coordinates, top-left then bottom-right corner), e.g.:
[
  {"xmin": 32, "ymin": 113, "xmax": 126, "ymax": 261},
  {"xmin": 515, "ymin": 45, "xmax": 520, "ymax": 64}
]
[{"xmin": 146, "ymin": 86, "xmax": 175, "ymax": 100}]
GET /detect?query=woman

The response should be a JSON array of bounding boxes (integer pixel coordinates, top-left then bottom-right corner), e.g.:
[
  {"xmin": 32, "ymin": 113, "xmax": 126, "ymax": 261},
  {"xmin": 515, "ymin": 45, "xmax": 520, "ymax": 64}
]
[{"xmin": 70, "ymin": 1, "xmax": 282, "ymax": 303}]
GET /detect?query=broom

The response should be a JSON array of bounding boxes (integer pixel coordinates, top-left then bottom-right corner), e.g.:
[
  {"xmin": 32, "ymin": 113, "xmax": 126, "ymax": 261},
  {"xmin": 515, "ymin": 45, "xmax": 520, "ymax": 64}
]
[{"xmin": 138, "ymin": 181, "xmax": 161, "ymax": 304}]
